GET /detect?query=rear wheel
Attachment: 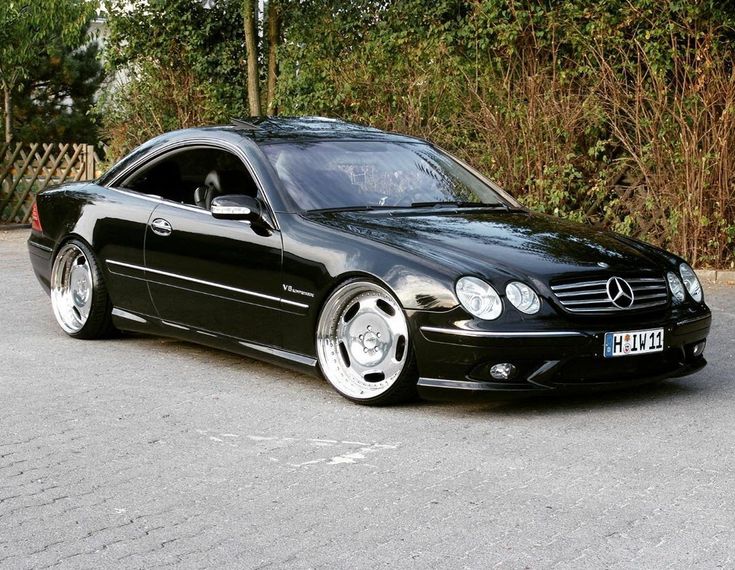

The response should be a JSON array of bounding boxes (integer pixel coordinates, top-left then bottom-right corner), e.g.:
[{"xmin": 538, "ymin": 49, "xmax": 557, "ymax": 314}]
[
  {"xmin": 50, "ymin": 239, "xmax": 115, "ymax": 339},
  {"xmin": 316, "ymin": 279, "xmax": 418, "ymax": 405}
]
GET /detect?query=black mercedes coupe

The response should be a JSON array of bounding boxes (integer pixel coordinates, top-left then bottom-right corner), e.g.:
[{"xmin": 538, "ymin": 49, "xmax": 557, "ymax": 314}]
[{"xmin": 28, "ymin": 117, "xmax": 711, "ymax": 405}]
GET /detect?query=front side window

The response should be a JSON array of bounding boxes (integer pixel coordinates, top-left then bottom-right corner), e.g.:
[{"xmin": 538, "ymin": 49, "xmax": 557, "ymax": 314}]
[
  {"xmin": 260, "ymin": 140, "xmax": 510, "ymax": 211},
  {"xmin": 121, "ymin": 147, "xmax": 258, "ymax": 209}
]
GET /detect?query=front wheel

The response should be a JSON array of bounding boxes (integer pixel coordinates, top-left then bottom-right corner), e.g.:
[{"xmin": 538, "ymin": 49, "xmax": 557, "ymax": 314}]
[
  {"xmin": 50, "ymin": 239, "xmax": 115, "ymax": 339},
  {"xmin": 316, "ymin": 279, "xmax": 418, "ymax": 405}
]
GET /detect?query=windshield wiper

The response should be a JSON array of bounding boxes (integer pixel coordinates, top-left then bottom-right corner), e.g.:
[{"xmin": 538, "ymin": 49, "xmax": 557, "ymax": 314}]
[
  {"xmin": 410, "ymin": 201, "xmax": 509, "ymax": 209},
  {"xmin": 307, "ymin": 205, "xmax": 406, "ymax": 214},
  {"xmin": 308, "ymin": 202, "xmax": 516, "ymax": 214}
]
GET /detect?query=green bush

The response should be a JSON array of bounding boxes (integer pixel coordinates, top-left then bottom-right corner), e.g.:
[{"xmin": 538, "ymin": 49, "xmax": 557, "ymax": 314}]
[
  {"xmin": 100, "ymin": 0, "xmax": 735, "ymax": 268},
  {"xmin": 98, "ymin": 0, "xmax": 248, "ymax": 158},
  {"xmin": 275, "ymin": 0, "xmax": 735, "ymax": 268}
]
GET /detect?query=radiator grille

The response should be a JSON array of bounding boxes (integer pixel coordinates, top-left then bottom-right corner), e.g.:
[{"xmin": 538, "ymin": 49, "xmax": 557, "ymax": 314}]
[{"xmin": 550, "ymin": 276, "xmax": 668, "ymax": 313}]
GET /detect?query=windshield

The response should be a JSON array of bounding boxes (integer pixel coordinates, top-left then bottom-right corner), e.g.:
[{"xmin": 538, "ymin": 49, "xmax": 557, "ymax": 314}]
[{"xmin": 260, "ymin": 140, "xmax": 512, "ymax": 211}]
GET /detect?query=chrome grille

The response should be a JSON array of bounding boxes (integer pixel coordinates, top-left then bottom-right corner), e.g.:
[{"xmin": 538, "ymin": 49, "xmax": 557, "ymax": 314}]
[{"xmin": 550, "ymin": 276, "xmax": 669, "ymax": 313}]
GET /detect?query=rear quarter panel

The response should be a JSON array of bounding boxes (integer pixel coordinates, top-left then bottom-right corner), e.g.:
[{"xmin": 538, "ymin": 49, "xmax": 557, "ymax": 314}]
[
  {"xmin": 31, "ymin": 183, "xmax": 158, "ymax": 316},
  {"xmin": 28, "ymin": 182, "xmax": 98, "ymax": 293}
]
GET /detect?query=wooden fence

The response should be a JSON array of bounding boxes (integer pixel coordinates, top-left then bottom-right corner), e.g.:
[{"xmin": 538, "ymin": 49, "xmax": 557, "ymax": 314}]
[{"xmin": 0, "ymin": 142, "xmax": 104, "ymax": 224}]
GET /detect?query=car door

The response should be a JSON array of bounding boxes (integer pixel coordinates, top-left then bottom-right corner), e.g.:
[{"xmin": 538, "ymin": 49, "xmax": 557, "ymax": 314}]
[
  {"xmin": 140, "ymin": 146, "xmax": 284, "ymax": 346},
  {"xmin": 144, "ymin": 202, "xmax": 283, "ymax": 345}
]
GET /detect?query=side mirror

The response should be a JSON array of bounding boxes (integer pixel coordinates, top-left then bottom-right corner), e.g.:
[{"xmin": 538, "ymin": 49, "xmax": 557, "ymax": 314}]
[{"xmin": 211, "ymin": 194, "xmax": 262, "ymax": 222}]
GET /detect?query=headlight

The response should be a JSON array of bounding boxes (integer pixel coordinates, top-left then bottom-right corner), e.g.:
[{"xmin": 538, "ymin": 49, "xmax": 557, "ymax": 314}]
[
  {"xmin": 667, "ymin": 272, "xmax": 686, "ymax": 303},
  {"xmin": 505, "ymin": 281, "xmax": 540, "ymax": 314},
  {"xmin": 456, "ymin": 276, "xmax": 502, "ymax": 320},
  {"xmin": 679, "ymin": 263, "xmax": 703, "ymax": 302}
]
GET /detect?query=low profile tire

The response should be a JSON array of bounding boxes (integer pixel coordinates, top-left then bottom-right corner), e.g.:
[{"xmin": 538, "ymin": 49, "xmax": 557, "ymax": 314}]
[
  {"xmin": 316, "ymin": 279, "xmax": 418, "ymax": 405},
  {"xmin": 50, "ymin": 239, "xmax": 115, "ymax": 339}
]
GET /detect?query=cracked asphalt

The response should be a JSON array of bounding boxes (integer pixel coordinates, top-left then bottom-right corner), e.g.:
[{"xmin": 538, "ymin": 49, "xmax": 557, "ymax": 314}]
[{"xmin": 1, "ymin": 228, "xmax": 734, "ymax": 569}]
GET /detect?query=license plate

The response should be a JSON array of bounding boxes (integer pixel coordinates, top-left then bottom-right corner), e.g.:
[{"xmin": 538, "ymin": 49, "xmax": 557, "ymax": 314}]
[{"xmin": 603, "ymin": 328, "xmax": 664, "ymax": 358}]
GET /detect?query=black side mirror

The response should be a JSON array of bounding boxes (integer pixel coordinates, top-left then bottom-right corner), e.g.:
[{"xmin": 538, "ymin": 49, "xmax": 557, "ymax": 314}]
[{"xmin": 211, "ymin": 194, "xmax": 262, "ymax": 222}]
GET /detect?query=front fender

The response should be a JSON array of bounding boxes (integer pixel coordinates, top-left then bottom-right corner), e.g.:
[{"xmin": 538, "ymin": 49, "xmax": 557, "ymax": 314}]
[{"xmin": 280, "ymin": 213, "xmax": 459, "ymax": 312}]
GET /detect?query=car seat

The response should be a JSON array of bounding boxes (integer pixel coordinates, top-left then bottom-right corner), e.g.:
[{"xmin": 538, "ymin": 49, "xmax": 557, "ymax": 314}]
[{"xmin": 194, "ymin": 170, "xmax": 257, "ymax": 210}]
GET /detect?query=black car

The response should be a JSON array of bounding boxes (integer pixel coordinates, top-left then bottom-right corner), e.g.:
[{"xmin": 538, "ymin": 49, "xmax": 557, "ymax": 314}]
[{"xmin": 28, "ymin": 117, "xmax": 711, "ymax": 405}]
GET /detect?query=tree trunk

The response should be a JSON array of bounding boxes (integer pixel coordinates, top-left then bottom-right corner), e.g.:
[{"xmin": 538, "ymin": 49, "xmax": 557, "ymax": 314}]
[
  {"xmin": 243, "ymin": 0, "xmax": 261, "ymax": 116},
  {"xmin": 3, "ymin": 86, "xmax": 11, "ymax": 143},
  {"xmin": 266, "ymin": 0, "xmax": 281, "ymax": 115}
]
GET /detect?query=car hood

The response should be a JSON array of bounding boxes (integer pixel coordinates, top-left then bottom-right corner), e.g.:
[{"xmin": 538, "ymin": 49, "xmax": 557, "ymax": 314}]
[{"xmin": 306, "ymin": 209, "xmax": 667, "ymax": 282}]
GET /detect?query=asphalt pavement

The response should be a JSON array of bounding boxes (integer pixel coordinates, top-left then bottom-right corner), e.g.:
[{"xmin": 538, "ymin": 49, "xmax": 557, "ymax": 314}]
[{"xmin": 1, "ymin": 228, "xmax": 734, "ymax": 569}]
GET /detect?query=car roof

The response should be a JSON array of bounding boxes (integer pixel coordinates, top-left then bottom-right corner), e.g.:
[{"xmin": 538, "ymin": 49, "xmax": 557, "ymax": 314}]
[
  {"xmin": 97, "ymin": 117, "xmax": 424, "ymax": 199},
  {"xmin": 196, "ymin": 116, "xmax": 422, "ymax": 145}
]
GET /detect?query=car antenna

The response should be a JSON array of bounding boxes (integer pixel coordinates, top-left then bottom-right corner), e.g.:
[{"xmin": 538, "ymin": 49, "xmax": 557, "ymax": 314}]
[{"xmin": 231, "ymin": 117, "xmax": 261, "ymax": 131}]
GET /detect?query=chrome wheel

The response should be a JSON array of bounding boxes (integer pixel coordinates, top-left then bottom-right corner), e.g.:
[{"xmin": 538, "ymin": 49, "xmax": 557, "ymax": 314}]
[
  {"xmin": 317, "ymin": 281, "xmax": 409, "ymax": 400},
  {"xmin": 51, "ymin": 243, "xmax": 94, "ymax": 334}
]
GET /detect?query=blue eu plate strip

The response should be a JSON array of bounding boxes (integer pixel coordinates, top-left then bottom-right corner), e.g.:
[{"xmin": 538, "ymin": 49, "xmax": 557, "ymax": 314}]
[{"xmin": 604, "ymin": 332, "xmax": 614, "ymax": 358}]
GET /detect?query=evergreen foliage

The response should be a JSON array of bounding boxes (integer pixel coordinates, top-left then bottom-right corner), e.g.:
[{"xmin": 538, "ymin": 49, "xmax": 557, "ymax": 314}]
[
  {"xmin": 13, "ymin": 43, "xmax": 103, "ymax": 142},
  {"xmin": 0, "ymin": 0, "xmax": 98, "ymax": 142}
]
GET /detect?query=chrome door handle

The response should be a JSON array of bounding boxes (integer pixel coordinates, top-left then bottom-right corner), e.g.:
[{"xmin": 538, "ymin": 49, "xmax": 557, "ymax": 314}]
[{"xmin": 150, "ymin": 218, "xmax": 172, "ymax": 236}]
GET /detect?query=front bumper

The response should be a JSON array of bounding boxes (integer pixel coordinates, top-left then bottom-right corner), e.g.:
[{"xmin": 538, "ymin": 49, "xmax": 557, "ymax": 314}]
[{"xmin": 411, "ymin": 307, "xmax": 711, "ymax": 396}]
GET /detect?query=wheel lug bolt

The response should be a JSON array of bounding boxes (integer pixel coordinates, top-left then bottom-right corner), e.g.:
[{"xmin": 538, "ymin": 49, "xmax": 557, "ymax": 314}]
[
  {"xmin": 377, "ymin": 332, "xmax": 381, "ymax": 338},
  {"xmin": 363, "ymin": 348, "xmax": 368, "ymax": 353},
  {"xmin": 367, "ymin": 325, "xmax": 372, "ymax": 331},
  {"xmin": 359, "ymin": 335, "xmax": 363, "ymax": 340}
]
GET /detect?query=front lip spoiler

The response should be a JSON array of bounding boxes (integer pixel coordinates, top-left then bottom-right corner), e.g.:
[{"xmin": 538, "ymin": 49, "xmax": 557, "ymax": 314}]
[
  {"xmin": 417, "ymin": 356, "xmax": 707, "ymax": 395},
  {"xmin": 419, "ymin": 326, "xmax": 588, "ymax": 339}
]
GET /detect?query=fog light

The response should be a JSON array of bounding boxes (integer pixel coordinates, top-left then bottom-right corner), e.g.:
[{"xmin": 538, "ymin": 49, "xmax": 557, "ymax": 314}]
[
  {"xmin": 490, "ymin": 362, "xmax": 516, "ymax": 380},
  {"xmin": 692, "ymin": 341, "xmax": 706, "ymax": 357}
]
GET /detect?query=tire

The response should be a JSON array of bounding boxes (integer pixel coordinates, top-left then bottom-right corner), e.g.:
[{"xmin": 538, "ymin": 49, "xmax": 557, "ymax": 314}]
[
  {"xmin": 50, "ymin": 239, "xmax": 115, "ymax": 339},
  {"xmin": 316, "ymin": 279, "xmax": 418, "ymax": 405}
]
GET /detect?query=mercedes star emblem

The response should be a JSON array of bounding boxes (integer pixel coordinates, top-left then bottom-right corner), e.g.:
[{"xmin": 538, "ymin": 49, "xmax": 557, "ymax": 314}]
[{"xmin": 606, "ymin": 276, "xmax": 635, "ymax": 309}]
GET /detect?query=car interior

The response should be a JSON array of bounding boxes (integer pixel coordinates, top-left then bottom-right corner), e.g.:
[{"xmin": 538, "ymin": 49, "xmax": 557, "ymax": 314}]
[{"xmin": 123, "ymin": 148, "xmax": 258, "ymax": 209}]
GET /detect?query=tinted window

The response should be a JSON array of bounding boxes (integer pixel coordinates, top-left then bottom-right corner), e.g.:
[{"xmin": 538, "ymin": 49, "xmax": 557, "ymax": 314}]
[
  {"xmin": 122, "ymin": 147, "xmax": 257, "ymax": 208},
  {"xmin": 260, "ymin": 141, "xmax": 508, "ymax": 210}
]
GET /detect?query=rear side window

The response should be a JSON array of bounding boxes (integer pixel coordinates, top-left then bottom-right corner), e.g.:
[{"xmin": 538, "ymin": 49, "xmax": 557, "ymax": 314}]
[{"xmin": 121, "ymin": 147, "xmax": 258, "ymax": 208}]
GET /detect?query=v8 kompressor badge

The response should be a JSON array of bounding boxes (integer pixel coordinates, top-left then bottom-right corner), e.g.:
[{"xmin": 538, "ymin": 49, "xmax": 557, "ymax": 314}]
[{"xmin": 283, "ymin": 284, "xmax": 315, "ymax": 298}]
